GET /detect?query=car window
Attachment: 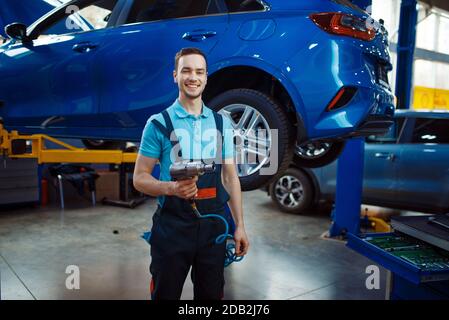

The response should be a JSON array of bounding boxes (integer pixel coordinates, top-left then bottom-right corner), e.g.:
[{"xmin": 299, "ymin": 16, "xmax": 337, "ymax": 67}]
[
  {"xmin": 411, "ymin": 118, "xmax": 449, "ymax": 144},
  {"xmin": 38, "ymin": 0, "xmax": 118, "ymax": 37},
  {"xmin": 225, "ymin": 0, "xmax": 266, "ymax": 13},
  {"xmin": 366, "ymin": 117, "xmax": 405, "ymax": 144},
  {"xmin": 126, "ymin": 0, "xmax": 210, "ymax": 24},
  {"xmin": 207, "ymin": 0, "xmax": 228, "ymax": 14}
]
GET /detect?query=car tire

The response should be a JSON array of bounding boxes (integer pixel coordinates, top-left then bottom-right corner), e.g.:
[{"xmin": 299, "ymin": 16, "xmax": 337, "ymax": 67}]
[
  {"xmin": 208, "ymin": 89, "xmax": 293, "ymax": 191},
  {"xmin": 270, "ymin": 168, "xmax": 313, "ymax": 214},
  {"xmin": 294, "ymin": 140, "xmax": 345, "ymax": 168},
  {"xmin": 82, "ymin": 139, "xmax": 126, "ymax": 150}
]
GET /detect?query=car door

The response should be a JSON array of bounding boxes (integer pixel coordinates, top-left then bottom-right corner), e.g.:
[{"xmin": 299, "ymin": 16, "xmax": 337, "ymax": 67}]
[
  {"xmin": 395, "ymin": 116, "xmax": 449, "ymax": 211},
  {"xmin": 362, "ymin": 116, "xmax": 405, "ymax": 204},
  {"xmin": 317, "ymin": 119, "xmax": 403, "ymax": 203},
  {"xmin": 0, "ymin": 0, "xmax": 119, "ymax": 130},
  {"xmin": 95, "ymin": 0, "xmax": 229, "ymax": 130}
]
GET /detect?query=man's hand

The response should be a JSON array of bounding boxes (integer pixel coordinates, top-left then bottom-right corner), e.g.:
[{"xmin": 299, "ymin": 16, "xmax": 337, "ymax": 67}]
[
  {"xmin": 170, "ymin": 176, "xmax": 198, "ymax": 199},
  {"xmin": 233, "ymin": 226, "xmax": 249, "ymax": 257}
]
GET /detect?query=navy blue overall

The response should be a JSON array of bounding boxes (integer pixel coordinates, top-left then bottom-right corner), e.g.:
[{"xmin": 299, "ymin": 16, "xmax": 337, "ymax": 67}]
[{"xmin": 149, "ymin": 110, "xmax": 230, "ymax": 300}]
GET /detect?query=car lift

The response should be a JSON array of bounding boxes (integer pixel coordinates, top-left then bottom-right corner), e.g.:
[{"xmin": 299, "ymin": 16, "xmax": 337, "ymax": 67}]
[
  {"xmin": 0, "ymin": 121, "xmax": 146, "ymax": 208},
  {"xmin": 335, "ymin": 0, "xmax": 449, "ymax": 300}
]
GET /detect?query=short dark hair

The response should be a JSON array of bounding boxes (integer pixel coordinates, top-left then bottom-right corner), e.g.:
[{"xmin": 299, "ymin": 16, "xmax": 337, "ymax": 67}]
[{"xmin": 174, "ymin": 47, "xmax": 208, "ymax": 72}]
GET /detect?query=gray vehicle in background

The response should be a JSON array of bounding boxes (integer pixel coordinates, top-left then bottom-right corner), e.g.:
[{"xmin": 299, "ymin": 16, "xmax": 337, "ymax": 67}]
[{"xmin": 268, "ymin": 110, "xmax": 449, "ymax": 214}]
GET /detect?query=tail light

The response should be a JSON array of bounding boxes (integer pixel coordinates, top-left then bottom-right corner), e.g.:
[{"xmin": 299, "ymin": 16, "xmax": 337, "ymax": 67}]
[
  {"xmin": 310, "ymin": 12, "xmax": 376, "ymax": 41},
  {"xmin": 327, "ymin": 86, "xmax": 357, "ymax": 111}
]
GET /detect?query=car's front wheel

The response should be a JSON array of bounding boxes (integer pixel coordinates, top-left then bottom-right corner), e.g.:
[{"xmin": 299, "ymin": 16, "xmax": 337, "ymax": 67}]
[
  {"xmin": 294, "ymin": 140, "xmax": 345, "ymax": 168},
  {"xmin": 270, "ymin": 168, "xmax": 313, "ymax": 214},
  {"xmin": 208, "ymin": 89, "xmax": 293, "ymax": 191}
]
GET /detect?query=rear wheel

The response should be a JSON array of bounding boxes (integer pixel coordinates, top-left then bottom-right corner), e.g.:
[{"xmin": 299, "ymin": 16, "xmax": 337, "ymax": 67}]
[
  {"xmin": 208, "ymin": 89, "xmax": 293, "ymax": 191},
  {"xmin": 270, "ymin": 168, "xmax": 313, "ymax": 214},
  {"xmin": 294, "ymin": 140, "xmax": 345, "ymax": 168}
]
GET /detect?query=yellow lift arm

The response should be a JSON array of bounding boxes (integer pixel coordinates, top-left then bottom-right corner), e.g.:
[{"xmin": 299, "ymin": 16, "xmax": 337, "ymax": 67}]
[{"xmin": 0, "ymin": 123, "xmax": 137, "ymax": 164}]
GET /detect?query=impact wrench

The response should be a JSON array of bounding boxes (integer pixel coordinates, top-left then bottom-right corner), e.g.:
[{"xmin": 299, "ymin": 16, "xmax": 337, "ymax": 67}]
[
  {"xmin": 169, "ymin": 161, "xmax": 215, "ymax": 218},
  {"xmin": 142, "ymin": 161, "xmax": 243, "ymax": 267},
  {"xmin": 169, "ymin": 161, "xmax": 243, "ymax": 267}
]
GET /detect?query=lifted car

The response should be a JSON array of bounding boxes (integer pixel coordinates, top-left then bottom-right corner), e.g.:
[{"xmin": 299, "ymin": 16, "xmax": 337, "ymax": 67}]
[{"xmin": 0, "ymin": 0, "xmax": 395, "ymax": 190}]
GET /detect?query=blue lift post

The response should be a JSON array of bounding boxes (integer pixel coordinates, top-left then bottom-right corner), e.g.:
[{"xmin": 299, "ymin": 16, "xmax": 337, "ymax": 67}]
[
  {"xmin": 329, "ymin": 0, "xmax": 371, "ymax": 237},
  {"xmin": 329, "ymin": 138, "xmax": 365, "ymax": 237},
  {"xmin": 328, "ymin": 0, "xmax": 449, "ymax": 301},
  {"xmin": 330, "ymin": 0, "xmax": 418, "ymax": 237},
  {"xmin": 340, "ymin": 0, "xmax": 448, "ymax": 300},
  {"xmin": 395, "ymin": 0, "xmax": 418, "ymax": 110}
]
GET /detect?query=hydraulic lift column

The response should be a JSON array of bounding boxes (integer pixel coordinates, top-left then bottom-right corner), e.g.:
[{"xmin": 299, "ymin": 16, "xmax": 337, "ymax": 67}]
[{"xmin": 329, "ymin": 0, "xmax": 372, "ymax": 237}]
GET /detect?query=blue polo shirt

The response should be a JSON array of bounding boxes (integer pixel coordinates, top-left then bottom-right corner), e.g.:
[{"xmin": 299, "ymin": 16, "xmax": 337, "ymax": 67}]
[{"xmin": 138, "ymin": 99, "xmax": 234, "ymax": 207}]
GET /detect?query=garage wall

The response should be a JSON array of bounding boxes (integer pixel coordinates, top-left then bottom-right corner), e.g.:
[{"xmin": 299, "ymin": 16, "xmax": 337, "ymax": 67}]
[{"xmin": 371, "ymin": 0, "xmax": 449, "ymax": 110}]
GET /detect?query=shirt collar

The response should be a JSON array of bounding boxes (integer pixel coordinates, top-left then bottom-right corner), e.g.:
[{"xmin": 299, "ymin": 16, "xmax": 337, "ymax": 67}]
[{"xmin": 173, "ymin": 99, "xmax": 211, "ymax": 119}]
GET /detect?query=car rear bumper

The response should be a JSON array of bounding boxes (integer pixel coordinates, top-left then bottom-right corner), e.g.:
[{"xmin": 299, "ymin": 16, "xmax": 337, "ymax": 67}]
[
  {"xmin": 287, "ymin": 30, "xmax": 395, "ymax": 143},
  {"xmin": 297, "ymin": 84, "xmax": 395, "ymax": 144},
  {"xmin": 345, "ymin": 114, "xmax": 394, "ymax": 137}
]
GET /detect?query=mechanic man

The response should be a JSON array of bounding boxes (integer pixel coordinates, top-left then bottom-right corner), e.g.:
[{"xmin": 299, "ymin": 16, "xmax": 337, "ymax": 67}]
[{"xmin": 133, "ymin": 47, "xmax": 249, "ymax": 300}]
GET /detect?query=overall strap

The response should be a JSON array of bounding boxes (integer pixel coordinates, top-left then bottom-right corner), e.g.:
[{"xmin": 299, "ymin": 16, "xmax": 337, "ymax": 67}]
[
  {"xmin": 151, "ymin": 110, "xmax": 183, "ymax": 159},
  {"xmin": 161, "ymin": 110, "xmax": 175, "ymax": 136},
  {"xmin": 212, "ymin": 111, "xmax": 224, "ymax": 166},
  {"xmin": 151, "ymin": 119, "xmax": 171, "ymax": 141}
]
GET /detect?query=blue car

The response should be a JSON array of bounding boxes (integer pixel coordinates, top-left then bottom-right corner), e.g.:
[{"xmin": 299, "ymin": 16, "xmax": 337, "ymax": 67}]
[
  {"xmin": 0, "ymin": 0, "xmax": 395, "ymax": 190},
  {"xmin": 269, "ymin": 110, "xmax": 449, "ymax": 214}
]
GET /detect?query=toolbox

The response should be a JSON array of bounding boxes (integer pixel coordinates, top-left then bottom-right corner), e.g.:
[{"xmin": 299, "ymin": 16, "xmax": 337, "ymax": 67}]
[
  {"xmin": 347, "ymin": 232, "xmax": 449, "ymax": 284},
  {"xmin": 347, "ymin": 214, "xmax": 449, "ymax": 299}
]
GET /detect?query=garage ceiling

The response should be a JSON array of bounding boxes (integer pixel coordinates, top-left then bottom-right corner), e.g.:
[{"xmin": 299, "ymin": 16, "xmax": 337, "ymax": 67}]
[{"xmin": 421, "ymin": 0, "xmax": 449, "ymax": 13}]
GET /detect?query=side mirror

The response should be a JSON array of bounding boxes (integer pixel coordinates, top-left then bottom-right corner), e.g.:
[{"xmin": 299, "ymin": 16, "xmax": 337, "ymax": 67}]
[{"xmin": 5, "ymin": 23, "xmax": 29, "ymax": 42}]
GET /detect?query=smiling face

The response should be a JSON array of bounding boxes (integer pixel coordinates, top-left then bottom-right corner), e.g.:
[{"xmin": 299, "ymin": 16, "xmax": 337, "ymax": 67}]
[{"xmin": 173, "ymin": 53, "xmax": 207, "ymax": 100}]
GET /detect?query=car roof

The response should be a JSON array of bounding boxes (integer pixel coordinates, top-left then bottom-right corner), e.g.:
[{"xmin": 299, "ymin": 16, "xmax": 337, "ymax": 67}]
[{"xmin": 395, "ymin": 109, "xmax": 449, "ymax": 119}]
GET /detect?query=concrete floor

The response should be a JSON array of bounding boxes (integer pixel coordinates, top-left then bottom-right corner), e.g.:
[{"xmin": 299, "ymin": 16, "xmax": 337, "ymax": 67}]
[{"xmin": 0, "ymin": 190, "xmax": 387, "ymax": 300}]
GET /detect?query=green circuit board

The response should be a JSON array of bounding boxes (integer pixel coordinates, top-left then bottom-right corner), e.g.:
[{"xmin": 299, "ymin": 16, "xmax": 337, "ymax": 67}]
[{"xmin": 365, "ymin": 235, "xmax": 449, "ymax": 271}]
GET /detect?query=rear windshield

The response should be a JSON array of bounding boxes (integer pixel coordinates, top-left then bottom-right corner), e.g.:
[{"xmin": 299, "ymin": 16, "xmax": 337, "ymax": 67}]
[{"xmin": 331, "ymin": 0, "xmax": 366, "ymax": 13}]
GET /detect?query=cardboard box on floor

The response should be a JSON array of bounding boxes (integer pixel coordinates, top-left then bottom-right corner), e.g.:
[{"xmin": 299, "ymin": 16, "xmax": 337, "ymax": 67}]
[{"xmin": 94, "ymin": 170, "xmax": 120, "ymax": 201}]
